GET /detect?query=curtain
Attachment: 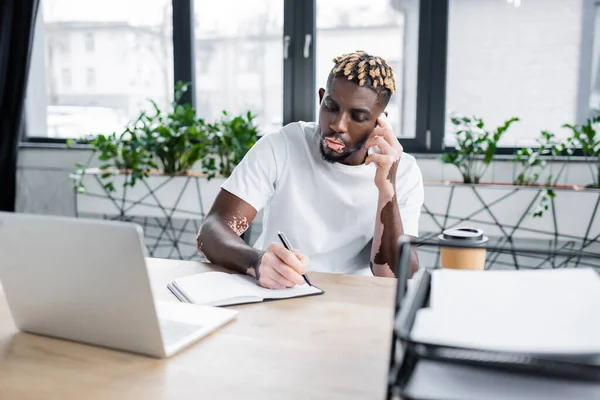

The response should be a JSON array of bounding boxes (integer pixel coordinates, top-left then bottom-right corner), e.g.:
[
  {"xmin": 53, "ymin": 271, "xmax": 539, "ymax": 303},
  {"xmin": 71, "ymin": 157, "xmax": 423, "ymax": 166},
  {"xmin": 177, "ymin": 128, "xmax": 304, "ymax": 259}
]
[{"xmin": 0, "ymin": 0, "xmax": 40, "ymax": 212}]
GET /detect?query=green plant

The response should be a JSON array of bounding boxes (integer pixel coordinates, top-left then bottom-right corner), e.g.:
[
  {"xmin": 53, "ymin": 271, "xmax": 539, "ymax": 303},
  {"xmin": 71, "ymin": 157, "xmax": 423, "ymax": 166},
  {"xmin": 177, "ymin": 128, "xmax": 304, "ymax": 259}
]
[
  {"xmin": 70, "ymin": 79, "xmax": 258, "ymax": 193},
  {"xmin": 202, "ymin": 111, "xmax": 258, "ymax": 179},
  {"xmin": 68, "ymin": 114, "xmax": 157, "ymax": 193},
  {"xmin": 139, "ymin": 82, "xmax": 209, "ymax": 175},
  {"xmin": 563, "ymin": 114, "xmax": 600, "ymax": 188},
  {"xmin": 442, "ymin": 115, "xmax": 520, "ymax": 184},
  {"xmin": 69, "ymin": 81, "xmax": 209, "ymax": 192},
  {"xmin": 513, "ymin": 130, "xmax": 572, "ymax": 186},
  {"xmin": 512, "ymin": 130, "xmax": 575, "ymax": 217}
]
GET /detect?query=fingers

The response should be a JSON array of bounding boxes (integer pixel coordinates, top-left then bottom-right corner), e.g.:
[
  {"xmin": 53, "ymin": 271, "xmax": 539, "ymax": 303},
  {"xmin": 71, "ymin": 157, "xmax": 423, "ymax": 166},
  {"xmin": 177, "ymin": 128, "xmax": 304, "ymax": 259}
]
[
  {"xmin": 368, "ymin": 130, "xmax": 402, "ymax": 159},
  {"xmin": 258, "ymin": 276, "xmax": 286, "ymax": 290},
  {"xmin": 365, "ymin": 136, "xmax": 394, "ymax": 155},
  {"xmin": 268, "ymin": 243, "xmax": 307, "ymax": 274},
  {"xmin": 257, "ymin": 260, "xmax": 297, "ymax": 288},
  {"xmin": 365, "ymin": 153, "xmax": 399, "ymax": 168},
  {"xmin": 376, "ymin": 114, "xmax": 394, "ymax": 141},
  {"xmin": 257, "ymin": 244, "xmax": 310, "ymax": 289},
  {"xmin": 376, "ymin": 113, "xmax": 391, "ymax": 129},
  {"xmin": 272, "ymin": 261, "xmax": 305, "ymax": 285},
  {"xmin": 374, "ymin": 114, "xmax": 403, "ymax": 152},
  {"xmin": 293, "ymin": 249, "xmax": 309, "ymax": 267}
]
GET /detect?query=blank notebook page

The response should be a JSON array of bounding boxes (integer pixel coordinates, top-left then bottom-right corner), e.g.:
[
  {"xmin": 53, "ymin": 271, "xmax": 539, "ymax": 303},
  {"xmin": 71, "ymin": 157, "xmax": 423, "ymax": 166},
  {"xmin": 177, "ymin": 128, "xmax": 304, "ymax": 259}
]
[{"xmin": 173, "ymin": 272, "xmax": 322, "ymax": 305}]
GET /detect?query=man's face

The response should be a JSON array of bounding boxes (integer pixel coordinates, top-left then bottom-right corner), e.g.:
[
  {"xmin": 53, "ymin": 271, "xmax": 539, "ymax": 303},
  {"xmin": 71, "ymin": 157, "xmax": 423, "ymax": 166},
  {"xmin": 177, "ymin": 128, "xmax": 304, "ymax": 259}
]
[{"xmin": 318, "ymin": 76, "xmax": 385, "ymax": 165}]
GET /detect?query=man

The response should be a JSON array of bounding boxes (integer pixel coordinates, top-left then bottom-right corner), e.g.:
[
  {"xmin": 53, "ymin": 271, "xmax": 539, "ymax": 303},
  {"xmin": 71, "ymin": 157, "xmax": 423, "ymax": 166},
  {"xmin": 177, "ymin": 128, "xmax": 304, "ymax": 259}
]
[{"xmin": 197, "ymin": 50, "xmax": 424, "ymax": 289}]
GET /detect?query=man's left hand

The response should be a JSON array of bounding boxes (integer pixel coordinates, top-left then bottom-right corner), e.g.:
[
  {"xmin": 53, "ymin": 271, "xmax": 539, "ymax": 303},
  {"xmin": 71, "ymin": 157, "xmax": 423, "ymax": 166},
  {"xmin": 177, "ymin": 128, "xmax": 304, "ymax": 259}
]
[{"xmin": 364, "ymin": 114, "xmax": 402, "ymax": 194}]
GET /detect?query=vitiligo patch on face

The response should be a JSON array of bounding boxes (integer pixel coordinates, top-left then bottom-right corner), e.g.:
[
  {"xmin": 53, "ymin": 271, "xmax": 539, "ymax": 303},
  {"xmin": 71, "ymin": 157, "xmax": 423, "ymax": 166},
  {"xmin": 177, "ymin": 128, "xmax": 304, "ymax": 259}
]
[{"xmin": 227, "ymin": 213, "xmax": 250, "ymax": 236}]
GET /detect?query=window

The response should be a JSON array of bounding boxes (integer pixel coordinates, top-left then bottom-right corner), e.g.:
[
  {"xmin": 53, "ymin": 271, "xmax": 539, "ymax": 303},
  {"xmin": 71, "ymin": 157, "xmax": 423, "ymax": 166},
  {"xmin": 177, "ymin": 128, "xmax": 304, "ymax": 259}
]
[
  {"xmin": 86, "ymin": 68, "xmax": 96, "ymax": 87},
  {"xmin": 58, "ymin": 37, "xmax": 69, "ymax": 54},
  {"xmin": 446, "ymin": 0, "xmax": 586, "ymax": 147},
  {"xmin": 61, "ymin": 67, "xmax": 71, "ymax": 87},
  {"xmin": 84, "ymin": 32, "xmax": 95, "ymax": 53},
  {"xmin": 238, "ymin": 43, "xmax": 259, "ymax": 73},
  {"xmin": 315, "ymin": 0, "xmax": 420, "ymax": 138},
  {"xmin": 196, "ymin": 43, "xmax": 214, "ymax": 74},
  {"xmin": 194, "ymin": 0, "xmax": 283, "ymax": 133},
  {"xmin": 25, "ymin": 0, "xmax": 174, "ymax": 139},
  {"xmin": 26, "ymin": 0, "xmax": 441, "ymax": 149},
  {"xmin": 135, "ymin": 32, "xmax": 143, "ymax": 49}
]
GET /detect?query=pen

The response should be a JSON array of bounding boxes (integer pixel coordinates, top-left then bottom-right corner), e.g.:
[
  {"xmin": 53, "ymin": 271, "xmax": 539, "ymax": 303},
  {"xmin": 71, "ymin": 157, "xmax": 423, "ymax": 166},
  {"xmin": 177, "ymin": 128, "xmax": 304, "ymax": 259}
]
[{"xmin": 277, "ymin": 231, "xmax": 312, "ymax": 287}]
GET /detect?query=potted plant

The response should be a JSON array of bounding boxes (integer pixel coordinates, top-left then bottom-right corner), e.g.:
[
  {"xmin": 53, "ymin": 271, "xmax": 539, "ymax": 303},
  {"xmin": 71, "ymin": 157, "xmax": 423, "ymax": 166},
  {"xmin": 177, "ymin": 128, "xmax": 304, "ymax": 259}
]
[
  {"xmin": 441, "ymin": 114, "xmax": 520, "ymax": 184},
  {"xmin": 511, "ymin": 130, "xmax": 577, "ymax": 217},
  {"xmin": 420, "ymin": 114, "xmax": 600, "ymax": 267},
  {"xmin": 69, "ymin": 82, "xmax": 259, "ymax": 259},
  {"xmin": 563, "ymin": 114, "xmax": 600, "ymax": 189},
  {"xmin": 70, "ymin": 82, "xmax": 209, "ymax": 194},
  {"xmin": 202, "ymin": 111, "xmax": 258, "ymax": 180}
]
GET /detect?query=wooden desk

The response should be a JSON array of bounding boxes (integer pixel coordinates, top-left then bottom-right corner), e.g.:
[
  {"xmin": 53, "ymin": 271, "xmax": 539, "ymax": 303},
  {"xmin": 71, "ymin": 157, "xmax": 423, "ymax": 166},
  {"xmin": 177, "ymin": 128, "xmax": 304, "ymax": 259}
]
[{"xmin": 0, "ymin": 258, "xmax": 397, "ymax": 400}]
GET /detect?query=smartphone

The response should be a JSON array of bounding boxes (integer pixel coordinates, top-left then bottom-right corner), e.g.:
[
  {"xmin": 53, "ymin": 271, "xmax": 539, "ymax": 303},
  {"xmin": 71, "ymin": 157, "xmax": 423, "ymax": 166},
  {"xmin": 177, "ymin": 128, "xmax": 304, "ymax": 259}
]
[{"xmin": 367, "ymin": 146, "xmax": 381, "ymax": 155}]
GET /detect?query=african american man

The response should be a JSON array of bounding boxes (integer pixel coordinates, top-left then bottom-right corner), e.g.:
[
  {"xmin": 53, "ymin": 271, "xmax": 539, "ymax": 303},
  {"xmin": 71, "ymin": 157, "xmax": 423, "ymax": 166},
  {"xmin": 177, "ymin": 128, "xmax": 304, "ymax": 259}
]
[{"xmin": 197, "ymin": 50, "xmax": 424, "ymax": 289}]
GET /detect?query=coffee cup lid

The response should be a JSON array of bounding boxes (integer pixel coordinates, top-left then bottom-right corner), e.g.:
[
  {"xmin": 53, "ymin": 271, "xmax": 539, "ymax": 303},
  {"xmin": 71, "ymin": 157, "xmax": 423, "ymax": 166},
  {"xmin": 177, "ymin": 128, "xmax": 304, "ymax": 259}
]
[{"xmin": 438, "ymin": 227, "xmax": 489, "ymax": 246}]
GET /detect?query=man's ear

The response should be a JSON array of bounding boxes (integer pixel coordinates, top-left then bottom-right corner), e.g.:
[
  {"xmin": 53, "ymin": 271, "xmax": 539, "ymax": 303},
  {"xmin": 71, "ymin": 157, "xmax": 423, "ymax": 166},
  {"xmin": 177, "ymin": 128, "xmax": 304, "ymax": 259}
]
[{"xmin": 318, "ymin": 88, "xmax": 325, "ymax": 104}]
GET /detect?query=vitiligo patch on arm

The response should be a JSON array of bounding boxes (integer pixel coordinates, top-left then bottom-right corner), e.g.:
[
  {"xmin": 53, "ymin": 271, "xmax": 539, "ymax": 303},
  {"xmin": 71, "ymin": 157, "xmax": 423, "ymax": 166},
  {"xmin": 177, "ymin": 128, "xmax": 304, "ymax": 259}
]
[{"xmin": 226, "ymin": 212, "xmax": 250, "ymax": 236}]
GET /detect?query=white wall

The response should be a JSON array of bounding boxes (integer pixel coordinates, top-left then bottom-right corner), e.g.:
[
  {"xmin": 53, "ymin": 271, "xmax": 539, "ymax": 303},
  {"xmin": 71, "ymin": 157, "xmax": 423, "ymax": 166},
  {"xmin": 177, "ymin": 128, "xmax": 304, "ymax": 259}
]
[{"xmin": 16, "ymin": 147, "xmax": 99, "ymax": 216}]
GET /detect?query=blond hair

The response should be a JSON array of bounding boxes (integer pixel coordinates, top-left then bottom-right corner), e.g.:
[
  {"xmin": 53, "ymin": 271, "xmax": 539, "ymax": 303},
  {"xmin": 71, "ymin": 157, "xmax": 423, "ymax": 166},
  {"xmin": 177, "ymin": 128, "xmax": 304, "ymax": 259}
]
[{"xmin": 328, "ymin": 50, "xmax": 396, "ymax": 104}]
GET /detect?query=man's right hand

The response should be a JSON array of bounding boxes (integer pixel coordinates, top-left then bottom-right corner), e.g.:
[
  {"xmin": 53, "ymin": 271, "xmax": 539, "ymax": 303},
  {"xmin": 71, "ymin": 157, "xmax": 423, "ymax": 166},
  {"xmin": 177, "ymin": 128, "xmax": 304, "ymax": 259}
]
[{"xmin": 249, "ymin": 243, "xmax": 309, "ymax": 289}]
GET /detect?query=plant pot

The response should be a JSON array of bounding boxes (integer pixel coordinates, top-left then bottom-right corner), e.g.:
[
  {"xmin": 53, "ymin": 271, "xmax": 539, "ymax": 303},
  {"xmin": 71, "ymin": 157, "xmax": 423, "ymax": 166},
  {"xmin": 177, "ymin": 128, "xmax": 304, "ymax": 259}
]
[
  {"xmin": 442, "ymin": 180, "xmax": 580, "ymax": 190},
  {"xmin": 420, "ymin": 182, "xmax": 600, "ymax": 241},
  {"xmin": 70, "ymin": 168, "xmax": 227, "ymax": 260},
  {"xmin": 71, "ymin": 168, "xmax": 226, "ymax": 219},
  {"xmin": 421, "ymin": 181, "xmax": 600, "ymax": 269}
]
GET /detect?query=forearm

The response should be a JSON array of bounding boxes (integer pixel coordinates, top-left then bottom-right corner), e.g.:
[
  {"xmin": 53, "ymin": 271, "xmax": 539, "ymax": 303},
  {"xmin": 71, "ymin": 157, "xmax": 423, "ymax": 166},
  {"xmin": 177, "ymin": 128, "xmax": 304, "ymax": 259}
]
[
  {"xmin": 371, "ymin": 188, "xmax": 403, "ymax": 277},
  {"xmin": 196, "ymin": 216, "xmax": 263, "ymax": 275},
  {"xmin": 365, "ymin": 119, "xmax": 419, "ymax": 277},
  {"xmin": 371, "ymin": 191, "xmax": 419, "ymax": 277}
]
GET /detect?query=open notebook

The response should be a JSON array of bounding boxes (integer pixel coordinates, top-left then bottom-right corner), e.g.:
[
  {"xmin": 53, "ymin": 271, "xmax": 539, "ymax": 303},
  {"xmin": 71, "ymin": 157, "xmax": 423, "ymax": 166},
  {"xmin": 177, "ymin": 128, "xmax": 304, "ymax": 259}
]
[{"xmin": 167, "ymin": 271, "xmax": 324, "ymax": 306}]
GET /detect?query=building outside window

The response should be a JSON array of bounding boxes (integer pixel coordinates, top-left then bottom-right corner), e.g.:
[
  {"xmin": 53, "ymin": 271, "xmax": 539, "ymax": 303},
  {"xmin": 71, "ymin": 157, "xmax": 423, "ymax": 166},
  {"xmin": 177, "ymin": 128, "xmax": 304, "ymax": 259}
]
[
  {"xmin": 84, "ymin": 32, "xmax": 95, "ymax": 53},
  {"xmin": 25, "ymin": 0, "xmax": 174, "ymax": 139},
  {"xmin": 446, "ymin": 0, "xmax": 587, "ymax": 147}
]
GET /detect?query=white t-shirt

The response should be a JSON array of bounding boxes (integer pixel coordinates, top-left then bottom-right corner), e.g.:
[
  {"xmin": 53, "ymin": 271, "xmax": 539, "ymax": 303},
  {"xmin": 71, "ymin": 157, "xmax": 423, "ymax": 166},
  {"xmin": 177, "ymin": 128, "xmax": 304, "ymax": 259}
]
[{"xmin": 221, "ymin": 121, "xmax": 424, "ymax": 276}]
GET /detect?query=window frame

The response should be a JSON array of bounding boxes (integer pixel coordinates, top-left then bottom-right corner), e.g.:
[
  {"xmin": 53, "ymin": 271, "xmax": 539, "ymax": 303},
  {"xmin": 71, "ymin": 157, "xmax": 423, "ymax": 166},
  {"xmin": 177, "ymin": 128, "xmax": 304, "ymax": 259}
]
[
  {"xmin": 409, "ymin": 0, "xmax": 448, "ymax": 154},
  {"xmin": 84, "ymin": 32, "xmax": 95, "ymax": 53},
  {"xmin": 577, "ymin": 0, "xmax": 599, "ymax": 124},
  {"xmin": 283, "ymin": 0, "xmax": 316, "ymax": 124},
  {"xmin": 441, "ymin": 0, "xmax": 596, "ymax": 156},
  {"xmin": 23, "ymin": 0, "xmax": 444, "ymax": 149},
  {"xmin": 22, "ymin": 0, "xmax": 595, "ymax": 157},
  {"xmin": 172, "ymin": 0, "xmax": 196, "ymax": 107}
]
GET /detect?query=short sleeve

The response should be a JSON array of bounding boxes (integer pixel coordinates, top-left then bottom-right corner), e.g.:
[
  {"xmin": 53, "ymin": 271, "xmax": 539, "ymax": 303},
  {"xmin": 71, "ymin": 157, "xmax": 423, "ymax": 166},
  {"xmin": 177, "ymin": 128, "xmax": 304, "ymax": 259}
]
[
  {"xmin": 396, "ymin": 156, "xmax": 424, "ymax": 237},
  {"xmin": 220, "ymin": 133, "xmax": 282, "ymax": 213}
]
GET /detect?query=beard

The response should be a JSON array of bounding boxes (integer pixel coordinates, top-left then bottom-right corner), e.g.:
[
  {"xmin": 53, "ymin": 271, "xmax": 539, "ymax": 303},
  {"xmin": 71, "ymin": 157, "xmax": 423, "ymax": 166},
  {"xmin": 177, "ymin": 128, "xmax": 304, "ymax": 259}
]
[{"xmin": 318, "ymin": 130, "xmax": 370, "ymax": 164}]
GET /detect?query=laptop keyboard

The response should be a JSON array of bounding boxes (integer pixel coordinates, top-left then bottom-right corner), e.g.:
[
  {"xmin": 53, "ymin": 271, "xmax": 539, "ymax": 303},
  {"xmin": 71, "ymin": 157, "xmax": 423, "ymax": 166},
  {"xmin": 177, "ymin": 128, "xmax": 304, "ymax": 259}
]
[{"xmin": 158, "ymin": 318, "xmax": 205, "ymax": 346}]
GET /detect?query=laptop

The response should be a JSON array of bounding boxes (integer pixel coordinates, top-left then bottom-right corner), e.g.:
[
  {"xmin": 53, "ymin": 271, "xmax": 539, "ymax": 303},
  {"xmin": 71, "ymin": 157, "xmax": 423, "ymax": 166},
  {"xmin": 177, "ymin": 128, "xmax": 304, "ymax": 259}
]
[{"xmin": 0, "ymin": 212, "xmax": 237, "ymax": 358}]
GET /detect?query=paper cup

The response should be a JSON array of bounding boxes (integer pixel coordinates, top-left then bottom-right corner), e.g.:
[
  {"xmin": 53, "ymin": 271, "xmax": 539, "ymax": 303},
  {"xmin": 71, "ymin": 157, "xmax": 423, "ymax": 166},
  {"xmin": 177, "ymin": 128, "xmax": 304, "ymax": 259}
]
[{"xmin": 438, "ymin": 227, "xmax": 489, "ymax": 270}]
